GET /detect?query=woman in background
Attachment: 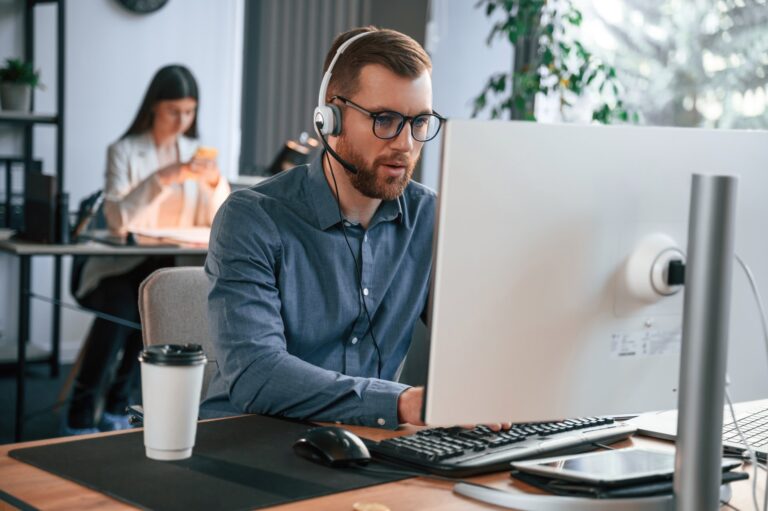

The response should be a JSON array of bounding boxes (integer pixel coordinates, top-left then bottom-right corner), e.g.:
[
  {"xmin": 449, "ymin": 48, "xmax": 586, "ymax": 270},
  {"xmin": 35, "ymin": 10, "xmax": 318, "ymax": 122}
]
[{"xmin": 64, "ymin": 64, "xmax": 230, "ymax": 435}]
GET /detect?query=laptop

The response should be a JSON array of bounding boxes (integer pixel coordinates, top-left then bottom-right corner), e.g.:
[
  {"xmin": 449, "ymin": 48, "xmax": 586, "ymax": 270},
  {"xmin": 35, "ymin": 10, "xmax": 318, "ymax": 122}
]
[{"xmin": 630, "ymin": 398, "xmax": 768, "ymax": 461}]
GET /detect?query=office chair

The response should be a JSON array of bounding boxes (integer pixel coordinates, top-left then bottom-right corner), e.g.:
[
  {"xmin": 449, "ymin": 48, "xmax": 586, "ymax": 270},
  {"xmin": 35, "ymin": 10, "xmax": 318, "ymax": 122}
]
[
  {"xmin": 138, "ymin": 266, "xmax": 216, "ymax": 398},
  {"xmin": 56, "ymin": 191, "xmax": 108, "ymax": 408}
]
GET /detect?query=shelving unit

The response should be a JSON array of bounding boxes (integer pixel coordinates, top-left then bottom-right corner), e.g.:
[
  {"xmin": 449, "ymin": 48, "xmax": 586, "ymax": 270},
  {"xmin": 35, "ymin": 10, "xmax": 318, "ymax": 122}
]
[
  {"xmin": 0, "ymin": 0, "xmax": 66, "ymax": 441},
  {"xmin": 0, "ymin": 111, "xmax": 58, "ymax": 124}
]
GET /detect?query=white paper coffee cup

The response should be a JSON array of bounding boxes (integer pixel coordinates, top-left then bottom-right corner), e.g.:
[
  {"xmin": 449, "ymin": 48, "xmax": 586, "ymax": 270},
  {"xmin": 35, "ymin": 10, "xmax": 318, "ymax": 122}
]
[{"xmin": 139, "ymin": 344, "xmax": 207, "ymax": 461}]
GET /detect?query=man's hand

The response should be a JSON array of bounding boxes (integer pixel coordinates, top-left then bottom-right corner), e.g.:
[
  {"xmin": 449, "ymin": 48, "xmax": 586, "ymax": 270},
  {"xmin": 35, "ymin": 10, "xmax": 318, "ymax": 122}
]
[
  {"xmin": 397, "ymin": 387, "xmax": 512, "ymax": 431},
  {"xmin": 460, "ymin": 421, "xmax": 512, "ymax": 432},
  {"xmin": 397, "ymin": 387, "xmax": 426, "ymax": 426}
]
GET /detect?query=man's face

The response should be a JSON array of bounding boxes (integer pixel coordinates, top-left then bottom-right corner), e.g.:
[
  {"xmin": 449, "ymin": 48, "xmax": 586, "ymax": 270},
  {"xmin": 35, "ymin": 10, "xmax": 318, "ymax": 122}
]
[{"xmin": 333, "ymin": 64, "xmax": 433, "ymax": 200}]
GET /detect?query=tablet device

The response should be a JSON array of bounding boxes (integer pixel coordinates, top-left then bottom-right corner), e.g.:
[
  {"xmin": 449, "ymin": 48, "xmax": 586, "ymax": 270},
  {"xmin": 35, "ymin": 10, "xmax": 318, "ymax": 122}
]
[{"xmin": 510, "ymin": 448, "xmax": 742, "ymax": 487}]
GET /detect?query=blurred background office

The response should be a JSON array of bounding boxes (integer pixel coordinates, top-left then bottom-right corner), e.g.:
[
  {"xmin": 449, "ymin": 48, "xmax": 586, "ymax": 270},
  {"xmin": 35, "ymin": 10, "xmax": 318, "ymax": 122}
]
[{"xmin": 0, "ymin": 0, "xmax": 766, "ymax": 442}]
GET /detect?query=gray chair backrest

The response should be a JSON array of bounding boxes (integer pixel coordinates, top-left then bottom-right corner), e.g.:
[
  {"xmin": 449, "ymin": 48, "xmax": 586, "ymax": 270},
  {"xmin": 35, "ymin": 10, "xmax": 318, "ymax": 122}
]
[{"xmin": 138, "ymin": 266, "xmax": 215, "ymax": 398}]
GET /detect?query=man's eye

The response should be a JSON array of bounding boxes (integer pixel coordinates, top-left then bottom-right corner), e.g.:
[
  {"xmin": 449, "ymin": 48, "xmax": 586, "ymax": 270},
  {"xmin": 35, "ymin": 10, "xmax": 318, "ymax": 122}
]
[{"xmin": 375, "ymin": 114, "xmax": 397, "ymax": 129}]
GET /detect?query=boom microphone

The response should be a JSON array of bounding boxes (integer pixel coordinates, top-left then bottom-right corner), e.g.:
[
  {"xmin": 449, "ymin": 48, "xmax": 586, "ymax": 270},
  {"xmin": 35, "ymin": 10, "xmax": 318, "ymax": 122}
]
[{"xmin": 315, "ymin": 121, "xmax": 359, "ymax": 175}]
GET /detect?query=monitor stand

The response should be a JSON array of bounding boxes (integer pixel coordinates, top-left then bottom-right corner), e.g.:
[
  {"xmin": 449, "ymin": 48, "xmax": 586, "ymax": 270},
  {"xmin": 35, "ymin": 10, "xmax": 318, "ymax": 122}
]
[
  {"xmin": 454, "ymin": 174, "xmax": 739, "ymax": 511},
  {"xmin": 453, "ymin": 483, "xmax": 734, "ymax": 510}
]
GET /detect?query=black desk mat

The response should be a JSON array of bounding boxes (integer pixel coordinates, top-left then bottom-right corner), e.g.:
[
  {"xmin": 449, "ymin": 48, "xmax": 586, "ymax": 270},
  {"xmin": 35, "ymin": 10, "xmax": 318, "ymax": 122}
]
[{"xmin": 10, "ymin": 414, "xmax": 408, "ymax": 511}]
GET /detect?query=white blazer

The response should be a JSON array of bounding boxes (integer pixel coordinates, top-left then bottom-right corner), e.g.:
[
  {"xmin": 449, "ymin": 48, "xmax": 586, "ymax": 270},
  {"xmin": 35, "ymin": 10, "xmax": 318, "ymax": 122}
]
[{"xmin": 77, "ymin": 133, "xmax": 230, "ymax": 298}]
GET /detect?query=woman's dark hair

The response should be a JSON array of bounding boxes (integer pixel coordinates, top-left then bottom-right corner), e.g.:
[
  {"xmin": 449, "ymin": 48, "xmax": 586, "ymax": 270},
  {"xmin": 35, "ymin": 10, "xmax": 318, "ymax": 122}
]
[{"xmin": 121, "ymin": 64, "xmax": 200, "ymax": 139}]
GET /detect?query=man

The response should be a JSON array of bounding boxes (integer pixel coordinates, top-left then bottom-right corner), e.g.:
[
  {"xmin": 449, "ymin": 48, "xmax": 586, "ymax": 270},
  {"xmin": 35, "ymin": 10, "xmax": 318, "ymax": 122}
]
[{"xmin": 201, "ymin": 27, "xmax": 440, "ymax": 428}]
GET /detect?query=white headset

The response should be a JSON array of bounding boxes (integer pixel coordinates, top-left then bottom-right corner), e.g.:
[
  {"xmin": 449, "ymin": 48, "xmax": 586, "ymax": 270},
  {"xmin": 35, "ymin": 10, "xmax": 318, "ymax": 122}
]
[{"xmin": 313, "ymin": 31, "xmax": 373, "ymax": 137}]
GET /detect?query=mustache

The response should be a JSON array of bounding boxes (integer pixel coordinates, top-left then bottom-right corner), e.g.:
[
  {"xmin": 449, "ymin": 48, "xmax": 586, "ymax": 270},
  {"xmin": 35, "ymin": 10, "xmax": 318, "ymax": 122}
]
[{"xmin": 375, "ymin": 153, "xmax": 413, "ymax": 168}]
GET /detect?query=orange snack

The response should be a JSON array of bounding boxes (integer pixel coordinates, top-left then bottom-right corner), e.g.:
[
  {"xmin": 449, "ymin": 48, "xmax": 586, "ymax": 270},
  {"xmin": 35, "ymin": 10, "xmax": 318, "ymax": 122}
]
[{"xmin": 195, "ymin": 146, "xmax": 218, "ymax": 159}]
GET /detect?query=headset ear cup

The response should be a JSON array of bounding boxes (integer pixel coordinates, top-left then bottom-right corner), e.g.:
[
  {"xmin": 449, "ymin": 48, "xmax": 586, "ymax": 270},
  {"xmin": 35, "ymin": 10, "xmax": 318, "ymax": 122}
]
[
  {"xmin": 313, "ymin": 105, "xmax": 333, "ymax": 136},
  {"xmin": 329, "ymin": 104, "xmax": 342, "ymax": 136}
]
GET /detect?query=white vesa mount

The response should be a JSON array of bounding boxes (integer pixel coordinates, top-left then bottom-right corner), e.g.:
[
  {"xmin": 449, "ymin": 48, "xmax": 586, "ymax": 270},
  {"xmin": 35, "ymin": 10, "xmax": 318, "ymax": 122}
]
[{"xmin": 625, "ymin": 234, "xmax": 686, "ymax": 302}]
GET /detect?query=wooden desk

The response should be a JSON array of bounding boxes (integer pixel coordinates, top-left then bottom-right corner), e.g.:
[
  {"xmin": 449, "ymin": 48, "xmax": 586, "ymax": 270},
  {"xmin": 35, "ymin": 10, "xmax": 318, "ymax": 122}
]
[
  {"xmin": 0, "ymin": 425, "xmax": 762, "ymax": 510},
  {"xmin": 0, "ymin": 229, "xmax": 207, "ymax": 442}
]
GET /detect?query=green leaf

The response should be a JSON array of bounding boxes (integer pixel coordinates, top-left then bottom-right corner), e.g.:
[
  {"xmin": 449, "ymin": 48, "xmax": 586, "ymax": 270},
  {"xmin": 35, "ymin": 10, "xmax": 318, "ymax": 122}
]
[
  {"xmin": 542, "ymin": 47, "xmax": 554, "ymax": 66},
  {"xmin": 0, "ymin": 58, "xmax": 41, "ymax": 87},
  {"xmin": 507, "ymin": 27, "xmax": 519, "ymax": 43},
  {"xmin": 474, "ymin": 93, "xmax": 487, "ymax": 110},
  {"xmin": 493, "ymin": 75, "xmax": 507, "ymax": 92},
  {"xmin": 592, "ymin": 104, "xmax": 610, "ymax": 124}
]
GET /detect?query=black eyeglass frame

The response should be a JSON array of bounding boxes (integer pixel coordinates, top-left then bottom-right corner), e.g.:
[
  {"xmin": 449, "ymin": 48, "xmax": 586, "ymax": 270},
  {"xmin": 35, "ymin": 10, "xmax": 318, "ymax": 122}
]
[{"xmin": 332, "ymin": 95, "xmax": 446, "ymax": 142}]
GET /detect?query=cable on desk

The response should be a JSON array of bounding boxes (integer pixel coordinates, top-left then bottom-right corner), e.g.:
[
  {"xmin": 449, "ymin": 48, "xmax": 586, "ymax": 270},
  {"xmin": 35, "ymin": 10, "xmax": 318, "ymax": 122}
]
[{"xmin": 734, "ymin": 254, "xmax": 768, "ymax": 511}]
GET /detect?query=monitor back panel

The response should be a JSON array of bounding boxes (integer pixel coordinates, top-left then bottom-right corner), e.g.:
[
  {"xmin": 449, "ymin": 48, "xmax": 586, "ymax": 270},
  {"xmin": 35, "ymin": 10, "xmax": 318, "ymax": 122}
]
[{"xmin": 425, "ymin": 121, "xmax": 768, "ymax": 425}]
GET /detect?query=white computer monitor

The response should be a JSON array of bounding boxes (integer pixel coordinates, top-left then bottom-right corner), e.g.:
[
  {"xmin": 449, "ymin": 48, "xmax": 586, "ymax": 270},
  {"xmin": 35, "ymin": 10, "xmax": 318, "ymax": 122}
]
[{"xmin": 424, "ymin": 121, "xmax": 768, "ymax": 426}]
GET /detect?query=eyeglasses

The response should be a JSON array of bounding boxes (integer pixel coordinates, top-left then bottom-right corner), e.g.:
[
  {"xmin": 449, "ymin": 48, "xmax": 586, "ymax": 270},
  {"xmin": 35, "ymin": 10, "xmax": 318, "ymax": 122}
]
[{"xmin": 332, "ymin": 96, "xmax": 445, "ymax": 142}]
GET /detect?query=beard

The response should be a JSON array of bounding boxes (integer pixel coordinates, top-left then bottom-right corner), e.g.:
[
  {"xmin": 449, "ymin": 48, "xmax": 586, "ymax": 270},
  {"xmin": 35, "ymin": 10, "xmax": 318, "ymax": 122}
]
[{"xmin": 334, "ymin": 135, "xmax": 416, "ymax": 200}]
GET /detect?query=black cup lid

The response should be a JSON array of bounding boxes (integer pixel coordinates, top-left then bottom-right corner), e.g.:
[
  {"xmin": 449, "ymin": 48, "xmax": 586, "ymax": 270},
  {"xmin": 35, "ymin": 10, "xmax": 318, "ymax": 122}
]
[{"xmin": 138, "ymin": 344, "xmax": 207, "ymax": 366}]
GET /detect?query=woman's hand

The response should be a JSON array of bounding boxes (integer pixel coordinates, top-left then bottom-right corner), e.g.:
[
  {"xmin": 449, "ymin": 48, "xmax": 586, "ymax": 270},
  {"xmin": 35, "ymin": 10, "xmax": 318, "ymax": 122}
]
[
  {"xmin": 155, "ymin": 157, "xmax": 221, "ymax": 187},
  {"xmin": 155, "ymin": 162, "xmax": 187, "ymax": 186},
  {"xmin": 187, "ymin": 156, "xmax": 221, "ymax": 187}
]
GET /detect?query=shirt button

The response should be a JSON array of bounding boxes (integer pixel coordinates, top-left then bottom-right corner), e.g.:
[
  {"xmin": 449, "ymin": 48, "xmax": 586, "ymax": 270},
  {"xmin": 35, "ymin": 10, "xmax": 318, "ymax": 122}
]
[
  {"xmin": 377, "ymin": 418, "xmax": 386, "ymax": 426},
  {"xmin": 363, "ymin": 288, "xmax": 369, "ymax": 296},
  {"xmin": 351, "ymin": 337, "xmax": 358, "ymax": 345},
  {"xmin": 364, "ymin": 234, "xmax": 368, "ymax": 243}
]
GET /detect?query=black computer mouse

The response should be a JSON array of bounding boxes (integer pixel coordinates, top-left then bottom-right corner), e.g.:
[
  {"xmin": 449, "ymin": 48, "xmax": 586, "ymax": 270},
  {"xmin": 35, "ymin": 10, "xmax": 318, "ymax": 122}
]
[{"xmin": 293, "ymin": 426, "xmax": 371, "ymax": 467}]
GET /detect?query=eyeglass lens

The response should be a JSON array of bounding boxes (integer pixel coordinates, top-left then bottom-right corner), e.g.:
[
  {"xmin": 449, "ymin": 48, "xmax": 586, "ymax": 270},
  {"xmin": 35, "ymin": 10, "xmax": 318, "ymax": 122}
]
[{"xmin": 374, "ymin": 112, "xmax": 441, "ymax": 142}]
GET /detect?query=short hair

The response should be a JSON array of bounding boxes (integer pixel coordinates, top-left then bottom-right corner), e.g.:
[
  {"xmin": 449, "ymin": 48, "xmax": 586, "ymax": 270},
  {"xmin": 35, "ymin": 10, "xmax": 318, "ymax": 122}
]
[{"xmin": 322, "ymin": 26, "xmax": 432, "ymax": 101}]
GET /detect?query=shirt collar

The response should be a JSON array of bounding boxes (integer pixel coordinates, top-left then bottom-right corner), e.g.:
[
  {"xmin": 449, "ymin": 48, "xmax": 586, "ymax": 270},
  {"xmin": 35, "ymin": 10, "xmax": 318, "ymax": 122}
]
[{"xmin": 307, "ymin": 152, "xmax": 404, "ymax": 231}]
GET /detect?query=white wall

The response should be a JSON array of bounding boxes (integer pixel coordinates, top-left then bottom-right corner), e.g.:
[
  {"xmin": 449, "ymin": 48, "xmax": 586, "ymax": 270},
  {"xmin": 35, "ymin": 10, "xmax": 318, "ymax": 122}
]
[
  {"xmin": 0, "ymin": 0, "xmax": 243, "ymax": 361},
  {"xmin": 420, "ymin": 0, "xmax": 512, "ymax": 190}
]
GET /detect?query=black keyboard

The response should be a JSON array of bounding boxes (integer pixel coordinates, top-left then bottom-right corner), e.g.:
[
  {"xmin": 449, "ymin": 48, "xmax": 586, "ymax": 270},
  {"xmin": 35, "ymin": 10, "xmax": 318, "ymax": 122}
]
[{"xmin": 367, "ymin": 417, "xmax": 636, "ymax": 477}]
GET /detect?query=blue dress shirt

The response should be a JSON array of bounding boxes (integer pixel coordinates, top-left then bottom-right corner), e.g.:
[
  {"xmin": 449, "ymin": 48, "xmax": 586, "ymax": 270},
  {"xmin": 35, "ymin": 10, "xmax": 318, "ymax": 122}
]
[{"xmin": 200, "ymin": 155, "xmax": 435, "ymax": 428}]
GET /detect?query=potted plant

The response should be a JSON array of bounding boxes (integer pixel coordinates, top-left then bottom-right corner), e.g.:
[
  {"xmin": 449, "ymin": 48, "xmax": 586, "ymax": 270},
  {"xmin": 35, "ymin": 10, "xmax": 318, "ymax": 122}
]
[
  {"xmin": 0, "ymin": 58, "xmax": 43, "ymax": 112},
  {"xmin": 473, "ymin": 0, "xmax": 635, "ymax": 123}
]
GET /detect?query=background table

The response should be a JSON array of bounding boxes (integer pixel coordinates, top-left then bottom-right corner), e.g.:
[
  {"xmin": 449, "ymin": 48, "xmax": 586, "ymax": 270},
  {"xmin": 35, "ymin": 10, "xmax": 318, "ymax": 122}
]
[{"xmin": 0, "ymin": 229, "xmax": 207, "ymax": 441}]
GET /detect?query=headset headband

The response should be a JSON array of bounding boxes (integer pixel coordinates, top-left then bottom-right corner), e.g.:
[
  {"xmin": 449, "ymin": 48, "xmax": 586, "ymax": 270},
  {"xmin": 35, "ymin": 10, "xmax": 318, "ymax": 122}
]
[{"xmin": 317, "ymin": 31, "xmax": 373, "ymax": 109}]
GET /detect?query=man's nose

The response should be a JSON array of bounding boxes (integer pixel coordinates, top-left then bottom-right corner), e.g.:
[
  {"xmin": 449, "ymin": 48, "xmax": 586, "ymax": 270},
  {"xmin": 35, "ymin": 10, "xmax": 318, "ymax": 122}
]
[{"xmin": 390, "ymin": 122, "xmax": 414, "ymax": 152}]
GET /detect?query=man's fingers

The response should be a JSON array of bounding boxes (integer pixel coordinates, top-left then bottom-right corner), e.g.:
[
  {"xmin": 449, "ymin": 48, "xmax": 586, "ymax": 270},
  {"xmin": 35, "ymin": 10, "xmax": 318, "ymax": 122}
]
[{"xmin": 460, "ymin": 422, "xmax": 513, "ymax": 431}]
